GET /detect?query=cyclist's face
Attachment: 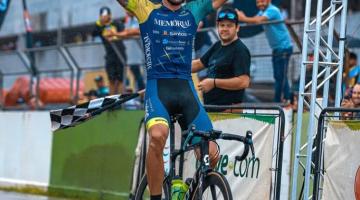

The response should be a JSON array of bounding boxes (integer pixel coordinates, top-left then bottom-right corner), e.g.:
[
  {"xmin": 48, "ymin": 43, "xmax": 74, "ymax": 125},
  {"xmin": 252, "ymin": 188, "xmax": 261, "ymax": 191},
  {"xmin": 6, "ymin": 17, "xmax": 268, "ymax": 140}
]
[
  {"xmin": 217, "ymin": 20, "xmax": 239, "ymax": 43},
  {"xmin": 167, "ymin": 0, "xmax": 185, "ymax": 6}
]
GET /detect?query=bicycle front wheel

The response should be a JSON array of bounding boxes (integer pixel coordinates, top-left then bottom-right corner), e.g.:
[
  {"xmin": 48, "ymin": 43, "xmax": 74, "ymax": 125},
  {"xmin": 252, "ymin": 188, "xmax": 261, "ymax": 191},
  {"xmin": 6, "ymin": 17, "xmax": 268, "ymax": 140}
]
[
  {"xmin": 134, "ymin": 174, "xmax": 170, "ymax": 200},
  {"xmin": 192, "ymin": 171, "xmax": 233, "ymax": 200}
]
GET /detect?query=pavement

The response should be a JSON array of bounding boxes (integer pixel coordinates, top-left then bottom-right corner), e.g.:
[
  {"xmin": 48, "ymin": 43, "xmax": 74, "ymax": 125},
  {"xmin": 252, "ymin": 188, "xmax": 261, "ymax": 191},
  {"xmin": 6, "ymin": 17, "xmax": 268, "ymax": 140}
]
[{"xmin": 0, "ymin": 191, "xmax": 73, "ymax": 200}]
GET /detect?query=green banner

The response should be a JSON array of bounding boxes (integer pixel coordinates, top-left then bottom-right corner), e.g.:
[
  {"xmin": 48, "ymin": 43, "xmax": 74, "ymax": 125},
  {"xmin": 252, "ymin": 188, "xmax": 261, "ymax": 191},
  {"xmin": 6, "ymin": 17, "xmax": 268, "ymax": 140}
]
[{"xmin": 49, "ymin": 110, "xmax": 144, "ymax": 200}]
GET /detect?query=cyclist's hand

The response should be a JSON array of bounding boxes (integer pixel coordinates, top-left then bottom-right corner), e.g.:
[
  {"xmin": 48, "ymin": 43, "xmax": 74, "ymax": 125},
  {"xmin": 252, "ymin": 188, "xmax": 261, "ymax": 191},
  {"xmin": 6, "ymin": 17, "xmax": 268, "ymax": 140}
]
[{"xmin": 198, "ymin": 78, "xmax": 215, "ymax": 93}]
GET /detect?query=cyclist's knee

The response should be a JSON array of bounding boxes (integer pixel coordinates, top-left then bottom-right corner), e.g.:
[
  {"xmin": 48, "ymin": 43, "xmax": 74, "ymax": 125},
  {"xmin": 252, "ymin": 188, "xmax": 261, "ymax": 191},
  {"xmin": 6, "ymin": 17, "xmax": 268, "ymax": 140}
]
[
  {"xmin": 209, "ymin": 141, "xmax": 220, "ymax": 168},
  {"xmin": 148, "ymin": 124, "xmax": 169, "ymax": 152}
]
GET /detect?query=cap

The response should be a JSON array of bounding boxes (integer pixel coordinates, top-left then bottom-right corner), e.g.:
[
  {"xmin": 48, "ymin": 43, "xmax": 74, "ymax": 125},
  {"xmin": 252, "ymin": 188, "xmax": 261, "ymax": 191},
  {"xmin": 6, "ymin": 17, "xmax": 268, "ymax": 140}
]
[
  {"xmin": 217, "ymin": 7, "xmax": 238, "ymax": 24},
  {"xmin": 99, "ymin": 6, "xmax": 111, "ymax": 16},
  {"xmin": 94, "ymin": 75, "xmax": 103, "ymax": 82}
]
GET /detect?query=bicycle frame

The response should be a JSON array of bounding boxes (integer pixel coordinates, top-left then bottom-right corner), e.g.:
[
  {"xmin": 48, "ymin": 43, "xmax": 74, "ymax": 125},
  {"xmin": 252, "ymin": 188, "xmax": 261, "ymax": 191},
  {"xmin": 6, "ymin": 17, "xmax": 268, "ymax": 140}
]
[
  {"xmin": 164, "ymin": 116, "xmax": 254, "ymax": 199},
  {"xmin": 166, "ymin": 117, "xmax": 212, "ymax": 199}
]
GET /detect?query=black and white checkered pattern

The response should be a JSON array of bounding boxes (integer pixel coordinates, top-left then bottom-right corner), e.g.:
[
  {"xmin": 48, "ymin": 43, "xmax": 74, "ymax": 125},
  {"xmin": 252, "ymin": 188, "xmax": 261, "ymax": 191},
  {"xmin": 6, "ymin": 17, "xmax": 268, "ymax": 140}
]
[{"xmin": 50, "ymin": 94, "xmax": 135, "ymax": 132}]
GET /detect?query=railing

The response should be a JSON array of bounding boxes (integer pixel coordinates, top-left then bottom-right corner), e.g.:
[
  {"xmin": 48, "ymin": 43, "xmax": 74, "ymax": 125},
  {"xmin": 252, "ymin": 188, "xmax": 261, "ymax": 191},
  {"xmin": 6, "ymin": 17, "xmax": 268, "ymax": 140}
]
[{"xmin": 0, "ymin": 20, "xmax": 315, "ymax": 110}]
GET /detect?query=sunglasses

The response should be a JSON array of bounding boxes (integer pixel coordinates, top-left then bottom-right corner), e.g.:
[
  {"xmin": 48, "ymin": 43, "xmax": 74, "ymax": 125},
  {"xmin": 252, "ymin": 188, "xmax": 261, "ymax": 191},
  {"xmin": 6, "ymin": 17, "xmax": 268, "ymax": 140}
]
[{"xmin": 218, "ymin": 12, "xmax": 237, "ymax": 20}]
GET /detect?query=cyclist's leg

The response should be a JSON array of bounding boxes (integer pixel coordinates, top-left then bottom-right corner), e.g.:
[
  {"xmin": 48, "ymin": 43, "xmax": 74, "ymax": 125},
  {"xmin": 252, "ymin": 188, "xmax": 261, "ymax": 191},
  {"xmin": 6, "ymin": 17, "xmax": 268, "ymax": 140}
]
[
  {"xmin": 145, "ymin": 79, "xmax": 170, "ymax": 196},
  {"xmin": 181, "ymin": 80, "xmax": 220, "ymax": 168}
]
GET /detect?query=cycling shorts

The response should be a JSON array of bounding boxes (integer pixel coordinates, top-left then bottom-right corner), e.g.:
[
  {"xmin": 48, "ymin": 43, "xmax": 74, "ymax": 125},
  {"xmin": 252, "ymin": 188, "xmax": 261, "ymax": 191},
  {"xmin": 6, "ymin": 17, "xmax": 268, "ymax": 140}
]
[{"xmin": 145, "ymin": 78, "xmax": 212, "ymax": 144}]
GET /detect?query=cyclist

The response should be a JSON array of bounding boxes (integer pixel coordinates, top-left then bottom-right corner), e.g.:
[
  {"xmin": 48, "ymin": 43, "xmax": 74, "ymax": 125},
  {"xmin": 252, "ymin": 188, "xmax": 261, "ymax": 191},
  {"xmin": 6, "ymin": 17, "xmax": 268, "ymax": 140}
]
[{"xmin": 114, "ymin": 0, "xmax": 227, "ymax": 199}]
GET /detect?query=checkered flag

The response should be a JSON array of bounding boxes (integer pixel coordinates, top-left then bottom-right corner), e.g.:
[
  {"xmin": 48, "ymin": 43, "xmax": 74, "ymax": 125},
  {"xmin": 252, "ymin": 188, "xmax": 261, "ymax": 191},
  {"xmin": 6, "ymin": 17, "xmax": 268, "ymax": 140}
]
[{"xmin": 50, "ymin": 92, "xmax": 141, "ymax": 132}]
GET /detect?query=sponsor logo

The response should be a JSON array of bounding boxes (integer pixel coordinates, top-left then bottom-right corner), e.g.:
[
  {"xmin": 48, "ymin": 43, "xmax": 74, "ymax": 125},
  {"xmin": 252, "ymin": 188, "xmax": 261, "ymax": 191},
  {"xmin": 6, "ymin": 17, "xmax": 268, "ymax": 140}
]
[
  {"xmin": 163, "ymin": 31, "xmax": 168, "ymax": 35},
  {"xmin": 204, "ymin": 155, "xmax": 210, "ymax": 166},
  {"xmin": 165, "ymin": 46, "xmax": 184, "ymax": 51},
  {"xmin": 143, "ymin": 34, "xmax": 152, "ymax": 70},
  {"xmin": 162, "ymin": 39, "xmax": 169, "ymax": 45},
  {"xmin": 153, "ymin": 30, "xmax": 160, "ymax": 34},
  {"xmin": 170, "ymin": 32, "xmax": 188, "ymax": 37},
  {"xmin": 154, "ymin": 18, "xmax": 191, "ymax": 29},
  {"xmin": 215, "ymin": 154, "xmax": 260, "ymax": 179}
]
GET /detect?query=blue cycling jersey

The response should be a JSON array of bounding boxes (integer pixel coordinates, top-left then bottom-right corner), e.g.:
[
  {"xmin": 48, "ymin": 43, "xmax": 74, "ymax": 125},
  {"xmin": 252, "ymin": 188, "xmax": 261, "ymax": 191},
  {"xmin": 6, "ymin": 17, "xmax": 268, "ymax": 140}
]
[{"xmin": 125, "ymin": 0, "xmax": 213, "ymax": 80}]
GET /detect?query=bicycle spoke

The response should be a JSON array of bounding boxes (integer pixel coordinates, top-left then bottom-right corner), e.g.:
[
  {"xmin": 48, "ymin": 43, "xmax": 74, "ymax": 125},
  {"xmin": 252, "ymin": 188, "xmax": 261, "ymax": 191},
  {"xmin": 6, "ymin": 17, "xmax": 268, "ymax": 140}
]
[
  {"xmin": 210, "ymin": 185, "xmax": 217, "ymax": 199},
  {"xmin": 202, "ymin": 185, "xmax": 223, "ymax": 200}
]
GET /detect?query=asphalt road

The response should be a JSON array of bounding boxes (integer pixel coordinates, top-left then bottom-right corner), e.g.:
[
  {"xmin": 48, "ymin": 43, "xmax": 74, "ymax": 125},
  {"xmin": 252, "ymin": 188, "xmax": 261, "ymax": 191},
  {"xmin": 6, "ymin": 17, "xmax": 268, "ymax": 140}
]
[{"xmin": 0, "ymin": 191, "xmax": 73, "ymax": 200}]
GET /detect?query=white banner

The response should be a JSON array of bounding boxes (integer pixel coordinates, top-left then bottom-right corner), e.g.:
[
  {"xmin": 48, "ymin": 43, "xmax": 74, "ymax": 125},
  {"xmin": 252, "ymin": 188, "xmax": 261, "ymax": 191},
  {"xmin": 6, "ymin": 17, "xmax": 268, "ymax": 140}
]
[
  {"xmin": 0, "ymin": 111, "xmax": 53, "ymax": 187},
  {"xmin": 183, "ymin": 114, "xmax": 276, "ymax": 200},
  {"xmin": 322, "ymin": 121, "xmax": 360, "ymax": 200}
]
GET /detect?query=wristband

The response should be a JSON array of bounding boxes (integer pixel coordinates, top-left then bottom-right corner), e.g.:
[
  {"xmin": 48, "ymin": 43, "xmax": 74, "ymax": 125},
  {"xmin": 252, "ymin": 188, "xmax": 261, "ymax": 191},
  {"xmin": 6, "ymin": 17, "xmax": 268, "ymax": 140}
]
[{"xmin": 214, "ymin": 78, "xmax": 217, "ymax": 88}]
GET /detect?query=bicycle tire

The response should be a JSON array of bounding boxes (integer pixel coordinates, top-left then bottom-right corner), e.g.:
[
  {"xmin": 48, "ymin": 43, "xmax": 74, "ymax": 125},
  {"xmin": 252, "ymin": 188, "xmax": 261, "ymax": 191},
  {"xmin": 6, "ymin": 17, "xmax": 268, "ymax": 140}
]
[
  {"xmin": 134, "ymin": 174, "xmax": 170, "ymax": 200},
  {"xmin": 191, "ymin": 171, "xmax": 233, "ymax": 200}
]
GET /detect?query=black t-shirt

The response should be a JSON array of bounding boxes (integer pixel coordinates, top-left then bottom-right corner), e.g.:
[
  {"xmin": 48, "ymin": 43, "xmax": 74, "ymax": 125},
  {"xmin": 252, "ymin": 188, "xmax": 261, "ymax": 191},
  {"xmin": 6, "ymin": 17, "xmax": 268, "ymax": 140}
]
[
  {"xmin": 92, "ymin": 20, "xmax": 127, "ymax": 63},
  {"xmin": 200, "ymin": 39, "xmax": 251, "ymax": 105}
]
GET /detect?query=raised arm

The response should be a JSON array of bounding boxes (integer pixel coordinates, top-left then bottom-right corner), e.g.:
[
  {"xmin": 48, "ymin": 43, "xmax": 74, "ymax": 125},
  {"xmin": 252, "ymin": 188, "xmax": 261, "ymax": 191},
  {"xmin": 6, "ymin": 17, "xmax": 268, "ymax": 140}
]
[
  {"xmin": 212, "ymin": 0, "xmax": 227, "ymax": 10},
  {"xmin": 236, "ymin": 9, "xmax": 268, "ymax": 24},
  {"xmin": 115, "ymin": 0, "xmax": 160, "ymax": 24}
]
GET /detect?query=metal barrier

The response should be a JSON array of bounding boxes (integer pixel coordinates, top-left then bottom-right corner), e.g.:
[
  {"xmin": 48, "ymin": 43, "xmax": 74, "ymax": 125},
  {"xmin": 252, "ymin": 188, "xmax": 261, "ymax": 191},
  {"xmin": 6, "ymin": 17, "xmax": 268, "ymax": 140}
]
[
  {"xmin": 0, "ymin": 50, "xmax": 32, "ymax": 109},
  {"xmin": 131, "ymin": 105, "xmax": 286, "ymax": 200},
  {"xmin": 310, "ymin": 107, "xmax": 360, "ymax": 200},
  {"xmin": 24, "ymin": 45, "xmax": 75, "ymax": 107},
  {"xmin": 0, "ymin": 20, "xmax": 307, "ymax": 110},
  {"xmin": 63, "ymin": 42, "xmax": 107, "ymax": 103}
]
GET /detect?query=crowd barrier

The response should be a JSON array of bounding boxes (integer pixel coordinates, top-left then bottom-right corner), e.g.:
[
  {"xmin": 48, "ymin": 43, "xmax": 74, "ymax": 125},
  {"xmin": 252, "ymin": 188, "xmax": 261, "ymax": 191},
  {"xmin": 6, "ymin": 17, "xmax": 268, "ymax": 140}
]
[
  {"xmin": 0, "ymin": 21, "xmax": 306, "ymax": 110},
  {"xmin": 310, "ymin": 107, "xmax": 360, "ymax": 200},
  {"xmin": 130, "ymin": 105, "xmax": 291, "ymax": 200},
  {"xmin": 0, "ymin": 105, "xmax": 293, "ymax": 200}
]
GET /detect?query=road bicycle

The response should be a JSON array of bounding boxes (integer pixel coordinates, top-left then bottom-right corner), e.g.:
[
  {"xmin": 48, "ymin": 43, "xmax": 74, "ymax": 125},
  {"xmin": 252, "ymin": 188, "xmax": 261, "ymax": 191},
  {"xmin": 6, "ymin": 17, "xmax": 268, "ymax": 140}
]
[{"xmin": 134, "ymin": 114, "xmax": 255, "ymax": 200}]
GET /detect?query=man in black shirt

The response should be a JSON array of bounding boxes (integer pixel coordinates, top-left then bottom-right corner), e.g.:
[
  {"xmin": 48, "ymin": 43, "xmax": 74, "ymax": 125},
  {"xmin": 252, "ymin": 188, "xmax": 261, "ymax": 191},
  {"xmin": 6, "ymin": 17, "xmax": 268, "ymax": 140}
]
[
  {"xmin": 192, "ymin": 6, "xmax": 251, "ymax": 106},
  {"xmin": 93, "ymin": 6, "xmax": 127, "ymax": 95}
]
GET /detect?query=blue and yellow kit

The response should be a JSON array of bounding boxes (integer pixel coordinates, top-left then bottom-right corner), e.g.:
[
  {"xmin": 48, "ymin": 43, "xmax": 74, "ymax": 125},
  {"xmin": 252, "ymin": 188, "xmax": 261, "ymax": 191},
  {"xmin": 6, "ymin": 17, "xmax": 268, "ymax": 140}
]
[{"xmin": 124, "ymin": 0, "xmax": 214, "ymax": 135}]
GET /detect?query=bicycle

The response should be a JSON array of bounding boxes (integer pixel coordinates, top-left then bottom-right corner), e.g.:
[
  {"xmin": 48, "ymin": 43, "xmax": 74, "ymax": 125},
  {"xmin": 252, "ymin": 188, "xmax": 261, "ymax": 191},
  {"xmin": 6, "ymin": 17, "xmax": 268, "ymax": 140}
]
[{"xmin": 134, "ymin": 114, "xmax": 255, "ymax": 200}]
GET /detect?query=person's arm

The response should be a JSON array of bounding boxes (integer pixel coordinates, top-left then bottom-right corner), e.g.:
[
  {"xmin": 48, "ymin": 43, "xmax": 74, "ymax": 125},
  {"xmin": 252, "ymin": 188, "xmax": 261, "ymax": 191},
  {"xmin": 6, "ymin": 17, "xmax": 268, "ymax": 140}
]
[
  {"xmin": 192, "ymin": 59, "xmax": 206, "ymax": 73},
  {"xmin": 215, "ymin": 75, "xmax": 250, "ymax": 90},
  {"xmin": 212, "ymin": 0, "xmax": 227, "ymax": 10},
  {"xmin": 198, "ymin": 75, "xmax": 250, "ymax": 93},
  {"xmin": 185, "ymin": 0, "xmax": 226, "ymax": 25},
  {"xmin": 123, "ymin": 28, "xmax": 140, "ymax": 36},
  {"xmin": 107, "ymin": 28, "xmax": 140, "ymax": 39},
  {"xmin": 236, "ymin": 9, "xmax": 268, "ymax": 24},
  {"xmin": 115, "ymin": 0, "xmax": 159, "ymax": 24}
]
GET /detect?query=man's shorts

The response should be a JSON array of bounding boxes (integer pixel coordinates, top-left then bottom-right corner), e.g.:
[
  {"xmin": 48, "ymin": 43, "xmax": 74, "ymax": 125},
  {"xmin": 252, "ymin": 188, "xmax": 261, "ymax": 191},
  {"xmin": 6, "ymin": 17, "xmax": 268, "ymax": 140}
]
[
  {"xmin": 145, "ymin": 78, "xmax": 213, "ymax": 144},
  {"xmin": 105, "ymin": 58, "xmax": 125, "ymax": 82}
]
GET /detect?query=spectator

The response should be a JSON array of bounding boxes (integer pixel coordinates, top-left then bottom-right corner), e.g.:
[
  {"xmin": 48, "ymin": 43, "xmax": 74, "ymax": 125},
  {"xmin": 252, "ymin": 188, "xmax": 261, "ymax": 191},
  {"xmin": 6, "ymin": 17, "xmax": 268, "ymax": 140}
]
[
  {"xmin": 92, "ymin": 6, "xmax": 127, "ymax": 95},
  {"xmin": 123, "ymin": 11, "xmax": 146, "ymax": 91},
  {"xmin": 341, "ymin": 83, "xmax": 360, "ymax": 118},
  {"xmin": 85, "ymin": 75, "xmax": 110, "ymax": 100},
  {"xmin": 347, "ymin": 52, "xmax": 360, "ymax": 88},
  {"xmin": 194, "ymin": 17, "xmax": 214, "ymax": 80},
  {"xmin": 236, "ymin": 0, "xmax": 293, "ymax": 103},
  {"xmin": 192, "ymin": 6, "xmax": 251, "ymax": 107}
]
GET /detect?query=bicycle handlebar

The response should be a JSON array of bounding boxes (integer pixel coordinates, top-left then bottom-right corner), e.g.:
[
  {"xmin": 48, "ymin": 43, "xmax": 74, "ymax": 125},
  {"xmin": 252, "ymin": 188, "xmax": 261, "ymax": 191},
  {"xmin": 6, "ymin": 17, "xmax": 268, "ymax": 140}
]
[{"xmin": 184, "ymin": 126, "xmax": 255, "ymax": 161}]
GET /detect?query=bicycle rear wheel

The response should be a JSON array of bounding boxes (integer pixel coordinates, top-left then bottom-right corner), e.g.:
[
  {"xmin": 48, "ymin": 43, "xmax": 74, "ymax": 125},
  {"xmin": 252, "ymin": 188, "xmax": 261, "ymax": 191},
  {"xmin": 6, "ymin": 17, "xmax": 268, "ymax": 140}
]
[
  {"xmin": 134, "ymin": 174, "xmax": 170, "ymax": 200},
  {"xmin": 192, "ymin": 171, "xmax": 233, "ymax": 200}
]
